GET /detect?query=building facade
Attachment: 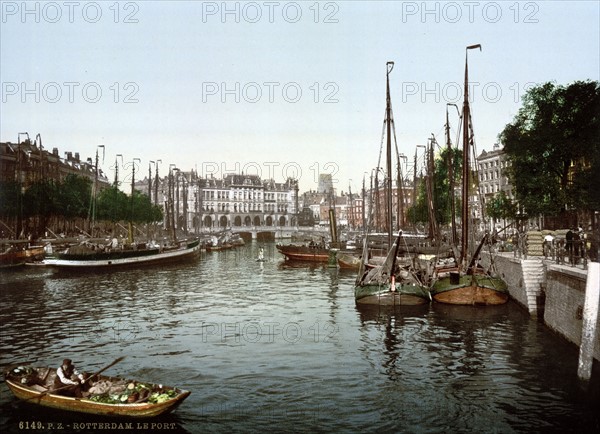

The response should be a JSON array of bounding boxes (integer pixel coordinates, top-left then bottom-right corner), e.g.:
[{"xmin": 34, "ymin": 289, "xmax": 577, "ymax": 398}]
[
  {"xmin": 476, "ymin": 143, "xmax": 514, "ymax": 231},
  {"xmin": 136, "ymin": 172, "xmax": 300, "ymax": 233},
  {"xmin": 0, "ymin": 140, "xmax": 109, "ymax": 187}
]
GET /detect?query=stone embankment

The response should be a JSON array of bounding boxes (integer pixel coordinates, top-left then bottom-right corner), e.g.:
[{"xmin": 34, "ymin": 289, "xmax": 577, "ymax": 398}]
[{"xmin": 481, "ymin": 246, "xmax": 599, "ymax": 363}]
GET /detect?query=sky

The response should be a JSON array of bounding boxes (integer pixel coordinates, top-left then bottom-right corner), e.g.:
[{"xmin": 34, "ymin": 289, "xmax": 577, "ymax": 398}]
[{"xmin": 1, "ymin": 1, "xmax": 599, "ymax": 194}]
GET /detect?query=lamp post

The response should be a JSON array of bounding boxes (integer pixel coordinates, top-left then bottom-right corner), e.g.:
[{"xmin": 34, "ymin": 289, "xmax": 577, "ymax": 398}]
[
  {"xmin": 15, "ymin": 132, "xmax": 30, "ymax": 238},
  {"xmin": 89, "ymin": 145, "xmax": 105, "ymax": 237},
  {"xmin": 180, "ymin": 171, "xmax": 188, "ymax": 236},
  {"xmin": 154, "ymin": 159, "xmax": 162, "ymax": 206},
  {"xmin": 129, "ymin": 158, "xmax": 141, "ymax": 243},
  {"xmin": 168, "ymin": 164, "xmax": 178, "ymax": 242},
  {"xmin": 148, "ymin": 161, "xmax": 154, "ymax": 202},
  {"xmin": 114, "ymin": 154, "xmax": 123, "ymax": 187}
]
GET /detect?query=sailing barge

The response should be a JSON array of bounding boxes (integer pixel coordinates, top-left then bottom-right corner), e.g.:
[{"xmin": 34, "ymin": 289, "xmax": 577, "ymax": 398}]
[
  {"xmin": 354, "ymin": 61, "xmax": 431, "ymax": 306},
  {"xmin": 43, "ymin": 238, "xmax": 200, "ymax": 269},
  {"xmin": 429, "ymin": 44, "xmax": 508, "ymax": 306}
]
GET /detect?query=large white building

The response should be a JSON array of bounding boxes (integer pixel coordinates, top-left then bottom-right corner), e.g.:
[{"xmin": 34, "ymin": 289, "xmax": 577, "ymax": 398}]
[
  {"xmin": 477, "ymin": 143, "xmax": 513, "ymax": 202},
  {"xmin": 137, "ymin": 172, "xmax": 299, "ymax": 233},
  {"xmin": 476, "ymin": 143, "xmax": 514, "ymax": 230}
]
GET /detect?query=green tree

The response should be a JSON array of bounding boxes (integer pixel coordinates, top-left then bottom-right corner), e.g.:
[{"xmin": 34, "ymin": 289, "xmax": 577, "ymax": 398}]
[
  {"xmin": 97, "ymin": 186, "xmax": 129, "ymax": 222},
  {"xmin": 0, "ymin": 181, "xmax": 20, "ymax": 220},
  {"xmin": 57, "ymin": 174, "xmax": 92, "ymax": 220},
  {"xmin": 486, "ymin": 191, "xmax": 517, "ymax": 222},
  {"xmin": 23, "ymin": 179, "xmax": 58, "ymax": 235},
  {"xmin": 499, "ymin": 80, "xmax": 600, "ymax": 216},
  {"xmin": 130, "ymin": 190, "xmax": 163, "ymax": 224}
]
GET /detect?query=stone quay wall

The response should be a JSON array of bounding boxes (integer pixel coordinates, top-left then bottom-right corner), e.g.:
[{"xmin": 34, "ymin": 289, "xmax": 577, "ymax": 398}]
[
  {"xmin": 481, "ymin": 252, "xmax": 599, "ymax": 362},
  {"xmin": 480, "ymin": 253, "xmax": 546, "ymax": 317},
  {"xmin": 545, "ymin": 264, "xmax": 599, "ymax": 362}
]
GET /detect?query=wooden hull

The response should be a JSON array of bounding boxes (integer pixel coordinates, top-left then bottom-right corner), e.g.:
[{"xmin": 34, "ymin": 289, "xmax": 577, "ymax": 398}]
[
  {"xmin": 5, "ymin": 368, "xmax": 190, "ymax": 418},
  {"xmin": 431, "ymin": 274, "xmax": 509, "ymax": 305},
  {"xmin": 276, "ymin": 245, "xmax": 330, "ymax": 262},
  {"xmin": 43, "ymin": 240, "xmax": 200, "ymax": 269},
  {"xmin": 337, "ymin": 252, "xmax": 361, "ymax": 270},
  {"xmin": 1, "ymin": 246, "xmax": 45, "ymax": 268},
  {"xmin": 355, "ymin": 283, "xmax": 431, "ymax": 306},
  {"xmin": 206, "ymin": 243, "xmax": 233, "ymax": 252}
]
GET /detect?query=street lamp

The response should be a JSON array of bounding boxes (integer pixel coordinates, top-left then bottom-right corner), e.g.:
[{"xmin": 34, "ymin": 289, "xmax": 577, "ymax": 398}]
[
  {"xmin": 128, "ymin": 158, "xmax": 141, "ymax": 244},
  {"xmin": 149, "ymin": 161, "xmax": 154, "ymax": 202},
  {"xmin": 154, "ymin": 159, "xmax": 162, "ymax": 206},
  {"xmin": 168, "ymin": 164, "xmax": 178, "ymax": 241},
  {"xmin": 89, "ymin": 144, "xmax": 105, "ymax": 236},
  {"xmin": 15, "ymin": 133, "xmax": 30, "ymax": 238},
  {"xmin": 114, "ymin": 154, "xmax": 123, "ymax": 186}
]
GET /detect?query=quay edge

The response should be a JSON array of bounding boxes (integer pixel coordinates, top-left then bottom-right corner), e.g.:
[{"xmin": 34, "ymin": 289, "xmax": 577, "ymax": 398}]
[{"xmin": 481, "ymin": 252, "xmax": 600, "ymax": 364}]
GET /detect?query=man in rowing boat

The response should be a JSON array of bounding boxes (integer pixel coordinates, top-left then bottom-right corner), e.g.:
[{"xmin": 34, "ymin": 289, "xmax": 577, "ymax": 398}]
[{"xmin": 54, "ymin": 359, "xmax": 86, "ymax": 397}]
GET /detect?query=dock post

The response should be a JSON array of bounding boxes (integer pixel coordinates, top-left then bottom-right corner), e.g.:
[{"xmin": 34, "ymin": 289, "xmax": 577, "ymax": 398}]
[
  {"xmin": 328, "ymin": 249, "xmax": 338, "ymax": 268},
  {"xmin": 578, "ymin": 262, "xmax": 600, "ymax": 381}
]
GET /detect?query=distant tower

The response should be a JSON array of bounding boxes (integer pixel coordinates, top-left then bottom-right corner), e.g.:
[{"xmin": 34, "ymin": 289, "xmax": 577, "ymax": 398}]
[{"xmin": 318, "ymin": 174, "xmax": 333, "ymax": 194}]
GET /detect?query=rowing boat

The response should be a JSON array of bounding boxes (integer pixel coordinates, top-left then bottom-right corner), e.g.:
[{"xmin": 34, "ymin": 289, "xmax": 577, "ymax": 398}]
[{"xmin": 4, "ymin": 365, "xmax": 190, "ymax": 418}]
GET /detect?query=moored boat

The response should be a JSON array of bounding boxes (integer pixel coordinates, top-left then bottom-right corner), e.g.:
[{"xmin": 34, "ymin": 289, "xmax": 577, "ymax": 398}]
[
  {"xmin": 0, "ymin": 244, "xmax": 45, "ymax": 269},
  {"xmin": 431, "ymin": 270, "xmax": 508, "ymax": 305},
  {"xmin": 354, "ymin": 61, "xmax": 431, "ymax": 306},
  {"xmin": 337, "ymin": 251, "xmax": 362, "ymax": 269},
  {"xmin": 276, "ymin": 244, "xmax": 330, "ymax": 262},
  {"xmin": 4, "ymin": 365, "xmax": 190, "ymax": 418},
  {"xmin": 429, "ymin": 44, "xmax": 508, "ymax": 306},
  {"xmin": 355, "ymin": 232, "xmax": 431, "ymax": 306},
  {"xmin": 43, "ymin": 238, "xmax": 200, "ymax": 269}
]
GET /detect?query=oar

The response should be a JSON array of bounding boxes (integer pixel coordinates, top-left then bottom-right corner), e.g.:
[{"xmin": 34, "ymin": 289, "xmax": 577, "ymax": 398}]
[
  {"xmin": 25, "ymin": 356, "xmax": 125, "ymax": 401},
  {"xmin": 83, "ymin": 356, "xmax": 126, "ymax": 383}
]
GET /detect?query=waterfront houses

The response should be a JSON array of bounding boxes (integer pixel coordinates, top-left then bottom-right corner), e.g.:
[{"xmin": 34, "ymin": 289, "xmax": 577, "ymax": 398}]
[{"xmin": 0, "ymin": 140, "xmax": 109, "ymax": 188}]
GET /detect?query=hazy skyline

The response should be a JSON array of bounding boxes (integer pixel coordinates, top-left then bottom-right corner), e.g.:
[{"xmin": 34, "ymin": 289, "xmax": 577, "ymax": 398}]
[{"xmin": 2, "ymin": 1, "xmax": 599, "ymax": 193}]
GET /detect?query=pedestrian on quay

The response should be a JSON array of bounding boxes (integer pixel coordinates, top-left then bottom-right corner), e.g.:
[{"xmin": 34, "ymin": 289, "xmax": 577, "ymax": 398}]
[
  {"xmin": 565, "ymin": 228, "xmax": 574, "ymax": 259},
  {"xmin": 543, "ymin": 233, "xmax": 554, "ymax": 258}
]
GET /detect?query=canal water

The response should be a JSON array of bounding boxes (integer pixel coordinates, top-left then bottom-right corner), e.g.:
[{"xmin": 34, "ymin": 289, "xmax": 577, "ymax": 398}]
[{"xmin": 1, "ymin": 242, "xmax": 598, "ymax": 433}]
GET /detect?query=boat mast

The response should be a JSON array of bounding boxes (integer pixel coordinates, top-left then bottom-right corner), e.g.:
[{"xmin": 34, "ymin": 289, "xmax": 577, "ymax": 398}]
[
  {"xmin": 460, "ymin": 44, "xmax": 481, "ymax": 266},
  {"xmin": 426, "ymin": 135, "xmax": 438, "ymax": 240},
  {"xmin": 361, "ymin": 174, "xmax": 366, "ymax": 234},
  {"xmin": 385, "ymin": 61, "xmax": 394, "ymax": 249},
  {"xmin": 446, "ymin": 104, "xmax": 459, "ymax": 247}
]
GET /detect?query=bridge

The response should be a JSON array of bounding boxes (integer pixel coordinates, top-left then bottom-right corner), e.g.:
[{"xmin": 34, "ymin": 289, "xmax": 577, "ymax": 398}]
[{"xmin": 199, "ymin": 225, "xmax": 330, "ymax": 241}]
